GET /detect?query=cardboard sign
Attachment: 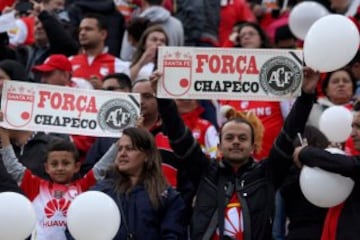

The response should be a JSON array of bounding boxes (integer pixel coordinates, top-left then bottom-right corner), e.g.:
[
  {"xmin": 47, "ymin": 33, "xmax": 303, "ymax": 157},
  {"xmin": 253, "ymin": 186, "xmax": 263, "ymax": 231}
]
[
  {"xmin": 1, "ymin": 80, "xmax": 140, "ymax": 137},
  {"xmin": 157, "ymin": 47, "xmax": 304, "ymax": 101}
]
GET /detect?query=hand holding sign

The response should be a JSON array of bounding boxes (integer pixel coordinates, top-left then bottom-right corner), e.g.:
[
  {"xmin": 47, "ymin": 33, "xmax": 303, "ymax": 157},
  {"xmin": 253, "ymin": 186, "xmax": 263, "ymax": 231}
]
[
  {"xmin": 157, "ymin": 47, "xmax": 304, "ymax": 101},
  {"xmin": 150, "ymin": 70, "xmax": 162, "ymax": 95},
  {"xmin": 1, "ymin": 80, "xmax": 140, "ymax": 137},
  {"xmin": 302, "ymin": 67, "xmax": 320, "ymax": 94}
]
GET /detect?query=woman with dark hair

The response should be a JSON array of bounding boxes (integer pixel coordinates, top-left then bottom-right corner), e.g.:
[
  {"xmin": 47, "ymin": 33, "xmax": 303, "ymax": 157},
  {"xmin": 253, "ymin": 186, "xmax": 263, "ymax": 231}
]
[
  {"xmin": 236, "ymin": 21, "xmax": 272, "ymax": 48},
  {"xmin": 126, "ymin": 17, "xmax": 152, "ymax": 48},
  {"xmin": 321, "ymin": 68, "xmax": 357, "ymax": 105},
  {"xmin": 90, "ymin": 127, "xmax": 186, "ymax": 240},
  {"xmin": 129, "ymin": 25, "xmax": 168, "ymax": 81},
  {"xmin": 308, "ymin": 68, "xmax": 357, "ymax": 128},
  {"xmin": 224, "ymin": 21, "xmax": 272, "ymax": 48}
]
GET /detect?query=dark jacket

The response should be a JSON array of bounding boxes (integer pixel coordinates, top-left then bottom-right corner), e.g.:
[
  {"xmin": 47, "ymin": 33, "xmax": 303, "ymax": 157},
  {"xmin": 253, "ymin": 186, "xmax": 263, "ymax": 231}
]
[
  {"xmin": 16, "ymin": 11, "xmax": 78, "ymax": 82},
  {"xmin": 67, "ymin": 179, "xmax": 187, "ymax": 240},
  {"xmin": 82, "ymin": 128, "xmax": 195, "ymax": 224},
  {"xmin": 0, "ymin": 33, "xmax": 17, "ymax": 61},
  {"xmin": 157, "ymin": 92, "xmax": 315, "ymax": 240},
  {"xmin": 280, "ymin": 166, "xmax": 327, "ymax": 240},
  {"xmin": 299, "ymin": 147, "xmax": 360, "ymax": 240},
  {"xmin": 175, "ymin": 0, "xmax": 220, "ymax": 46},
  {"xmin": 0, "ymin": 158, "xmax": 22, "ymax": 193}
]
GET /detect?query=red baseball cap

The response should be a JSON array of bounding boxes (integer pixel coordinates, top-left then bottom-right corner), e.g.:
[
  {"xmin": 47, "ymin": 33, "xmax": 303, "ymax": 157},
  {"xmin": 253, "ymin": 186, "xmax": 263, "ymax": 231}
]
[{"xmin": 32, "ymin": 54, "xmax": 72, "ymax": 73}]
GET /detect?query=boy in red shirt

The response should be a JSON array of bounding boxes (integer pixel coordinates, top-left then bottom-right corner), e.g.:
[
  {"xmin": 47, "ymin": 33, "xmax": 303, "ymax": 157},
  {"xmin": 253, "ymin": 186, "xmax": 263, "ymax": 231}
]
[{"xmin": 0, "ymin": 126, "xmax": 116, "ymax": 240}]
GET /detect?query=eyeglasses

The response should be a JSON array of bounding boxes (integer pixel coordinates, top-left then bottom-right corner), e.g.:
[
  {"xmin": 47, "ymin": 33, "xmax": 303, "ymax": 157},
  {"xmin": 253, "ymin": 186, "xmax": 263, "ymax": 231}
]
[{"xmin": 239, "ymin": 31, "xmax": 259, "ymax": 40}]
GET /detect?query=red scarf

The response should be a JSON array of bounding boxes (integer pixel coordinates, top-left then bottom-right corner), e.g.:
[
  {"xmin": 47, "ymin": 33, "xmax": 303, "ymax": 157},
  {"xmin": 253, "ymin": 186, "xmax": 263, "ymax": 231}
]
[{"xmin": 321, "ymin": 203, "xmax": 345, "ymax": 240}]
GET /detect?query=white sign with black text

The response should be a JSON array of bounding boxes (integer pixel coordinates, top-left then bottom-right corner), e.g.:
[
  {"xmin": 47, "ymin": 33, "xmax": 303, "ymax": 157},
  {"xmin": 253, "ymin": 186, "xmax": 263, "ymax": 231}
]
[
  {"xmin": 157, "ymin": 47, "xmax": 304, "ymax": 101},
  {"xmin": 1, "ymin": 80, "xmax": 140, "ymax": 137}
]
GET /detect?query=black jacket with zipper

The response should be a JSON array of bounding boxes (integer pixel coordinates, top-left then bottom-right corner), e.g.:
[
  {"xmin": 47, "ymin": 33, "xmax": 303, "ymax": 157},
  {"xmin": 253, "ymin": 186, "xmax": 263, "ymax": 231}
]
[{"xmin": 157, "ymin": 91, "xmax": 315, "ymax": 240}]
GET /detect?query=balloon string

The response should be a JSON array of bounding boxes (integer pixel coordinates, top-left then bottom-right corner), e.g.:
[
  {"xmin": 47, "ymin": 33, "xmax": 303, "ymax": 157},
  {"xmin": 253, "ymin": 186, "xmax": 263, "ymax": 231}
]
[
  {"xmin": 297, "ymin": 132, "xmax": 304, "ymax": 146},
  {"xmin": 282, "ymin": 0, "xmax": 289, "ymax": 11}
]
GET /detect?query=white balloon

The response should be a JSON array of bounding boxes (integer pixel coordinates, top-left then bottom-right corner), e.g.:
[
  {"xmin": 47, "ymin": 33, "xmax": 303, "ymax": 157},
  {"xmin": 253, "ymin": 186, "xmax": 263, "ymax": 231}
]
[
  {"xmin": 67, "ymin": 191, "xmax": 121, "ymax": 240},
  {"xmin": 304, "ymin": 14, "xmax": 360, "ymax": 72},
  {"xmin": 319, "ymin": 106, "xmax": 353, "ymax": 142},
  {"xmin": 0, "ymin": 192, "xmax": 36, "ymax": 240},
  {"xmin": 289, "ymin": 1, "xmax": 329, "ymax": 40},
  {"xmin": 300, "ymin": 164, "xmax": 354, "ymax": 208}
]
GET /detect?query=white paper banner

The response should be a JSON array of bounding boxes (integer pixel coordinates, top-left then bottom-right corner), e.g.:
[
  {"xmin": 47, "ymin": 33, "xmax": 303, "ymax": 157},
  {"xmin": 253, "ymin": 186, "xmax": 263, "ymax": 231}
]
[
  {"xmin": 0, "ymin": 11, "xmax": 17, "ymax": 33},
  {"xmin": 157, "ymin": 47, "xmax": 304, "ymax": 101},
  {"xmin": 1, "ymin": 81, "xmax": 140, "ymax": 137}
]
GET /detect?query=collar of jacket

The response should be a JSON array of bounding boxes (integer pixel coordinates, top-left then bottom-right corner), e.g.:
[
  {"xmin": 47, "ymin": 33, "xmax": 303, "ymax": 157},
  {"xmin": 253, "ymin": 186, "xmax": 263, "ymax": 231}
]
[{"xmin": 219, "ymin": 157, "xmax": 257, "ymax": 176}]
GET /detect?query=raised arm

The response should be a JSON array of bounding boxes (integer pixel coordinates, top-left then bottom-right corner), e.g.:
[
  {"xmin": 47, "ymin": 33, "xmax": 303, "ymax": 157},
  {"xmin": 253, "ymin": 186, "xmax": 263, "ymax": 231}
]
[
  {"xmin": 92, "ymin": 143, "xmax": 118, "ymax": 181},
  {"xmin": 268, "ymin": 67, "xmax": 319, "ymax": 188},
  {"xmin": 0, "ymin": 127, "xmax": 26, "ymax": 185},
  {"xmin": 157, "ymin": 97, "xmax": 211, "ymax": 187},
  {"xmin": 295, "ymin": 146, "xmax": 360, "ymax": 179},
  {"xmin": 151, "ymin": 73, "xmax": 210, "ymax": 188}
]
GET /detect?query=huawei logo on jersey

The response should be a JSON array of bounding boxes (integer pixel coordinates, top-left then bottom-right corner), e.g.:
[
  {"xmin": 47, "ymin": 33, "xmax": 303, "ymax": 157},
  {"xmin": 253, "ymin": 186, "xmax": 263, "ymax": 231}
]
[{"xmin": 44, "ymin": 198, "xmax": 71, "ymax": 218}]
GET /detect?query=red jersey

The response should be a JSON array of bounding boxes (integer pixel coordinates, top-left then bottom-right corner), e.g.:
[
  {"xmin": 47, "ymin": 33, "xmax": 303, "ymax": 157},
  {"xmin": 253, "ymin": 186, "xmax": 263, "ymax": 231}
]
[
  {"xmin": 8, "ymin": 16, "xmax": 35, "ymax": 46},
  {"xmin": 0, "ymin": 0, "xmax": 15, "ymax": 11},
  {"xmin": 213, "ymin": 194, "xmax": 244, "ymax": 239},
  {"xmin": 344, "ymin": 137, "xmax": 360, "ymax": 156},
  {"xmin": 155, "ymin": 132, "xmax": 178, "ymax": 188},
  {"xmin": 220, "ymin": 100, "xmax": 284, "ymax": 160},
  {"xmin": 20, "ymin": 170, "xmax": 96, "ymax": 240},
  {"xmin": 181, "ymin": 106, "xmax": 219, "ymax": 158},
  {"xmin": 69, "ymin": 52, "xmax": 129, "ymax": 80}
]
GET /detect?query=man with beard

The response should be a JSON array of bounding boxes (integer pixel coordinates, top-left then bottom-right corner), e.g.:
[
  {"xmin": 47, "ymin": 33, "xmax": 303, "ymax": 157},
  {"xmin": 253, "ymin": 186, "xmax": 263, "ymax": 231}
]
[
  {"xmin": 154, "ymin": 67, "xmax": 319, "ymax": 240},
  {"xmin": 69, "ymin": 13, "xmax": 129, "ymax": 90},
  {"xmin": 68, "ymin": 13, "xmax": 130, "ymax": 160}
]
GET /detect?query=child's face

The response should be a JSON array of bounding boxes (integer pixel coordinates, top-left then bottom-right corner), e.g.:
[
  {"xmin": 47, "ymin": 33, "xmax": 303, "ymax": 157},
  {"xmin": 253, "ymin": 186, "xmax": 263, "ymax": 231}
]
[{"xmin": 44, "ymin": 151, "xmax": 80, "ymax": 184}]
